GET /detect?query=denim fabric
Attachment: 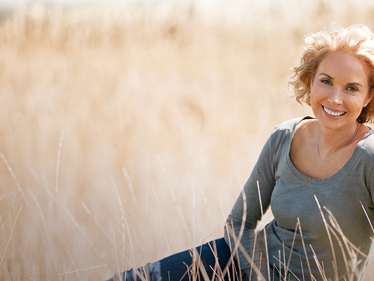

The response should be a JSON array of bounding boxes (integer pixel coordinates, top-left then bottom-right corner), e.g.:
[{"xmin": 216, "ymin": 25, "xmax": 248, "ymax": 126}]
[{"xmin": 106, "ymin": 238, "xmax": 239, "ymax": 281}]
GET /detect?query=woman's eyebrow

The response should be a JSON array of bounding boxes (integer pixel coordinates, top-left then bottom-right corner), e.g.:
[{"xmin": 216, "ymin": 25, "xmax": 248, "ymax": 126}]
[
  {"xmin": 347, "ymin": 82, "xmax": 363, "ymax": 86},
  {"xmin": 318, "ymin": 73, "xmax": 333, "ymax": 79}
]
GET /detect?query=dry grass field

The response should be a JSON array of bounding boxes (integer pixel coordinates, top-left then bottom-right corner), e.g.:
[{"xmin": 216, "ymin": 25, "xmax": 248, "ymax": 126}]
[{"xmin": 0, "ymin": 0, "xmax": 374, "ymax": 280}]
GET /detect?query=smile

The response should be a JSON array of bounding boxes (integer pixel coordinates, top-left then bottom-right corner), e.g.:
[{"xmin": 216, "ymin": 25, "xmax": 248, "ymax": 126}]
[{"xmin": 322, "ymin": 106, "xmax": 346, "ymax": 117}]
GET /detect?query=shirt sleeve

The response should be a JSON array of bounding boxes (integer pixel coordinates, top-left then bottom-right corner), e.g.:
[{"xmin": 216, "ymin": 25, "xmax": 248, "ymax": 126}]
[
  {"xmin": 224, "ymin": 131, "xmax": 276, "ymax": 280},
  {"xmin": 368, "ymin": 151, "xmax": 374, "ymax": 215}
]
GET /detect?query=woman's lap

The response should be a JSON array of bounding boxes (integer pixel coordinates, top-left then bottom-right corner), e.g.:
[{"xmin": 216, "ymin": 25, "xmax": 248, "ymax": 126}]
[{"xmin": 106, "ymin": 238, "xmax": 238, "ymax": 281}]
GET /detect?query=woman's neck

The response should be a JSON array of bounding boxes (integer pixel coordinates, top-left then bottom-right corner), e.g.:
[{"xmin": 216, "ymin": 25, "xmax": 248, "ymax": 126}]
[{"xmin": 317, "ymin": 121, "xmax": 361, "ymax": 161}]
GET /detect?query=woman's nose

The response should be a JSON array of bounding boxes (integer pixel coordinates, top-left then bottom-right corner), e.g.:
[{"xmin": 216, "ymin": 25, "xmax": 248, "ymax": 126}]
[{"xmin": 328, "ymin": 88, "xmax": 343, "ymax": 105}]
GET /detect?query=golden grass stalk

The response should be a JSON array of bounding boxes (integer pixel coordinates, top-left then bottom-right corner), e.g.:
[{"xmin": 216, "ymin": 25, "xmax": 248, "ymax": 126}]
[{"xmin": 0, "ymin": 205, "xmax": 22, "ymax": 268}]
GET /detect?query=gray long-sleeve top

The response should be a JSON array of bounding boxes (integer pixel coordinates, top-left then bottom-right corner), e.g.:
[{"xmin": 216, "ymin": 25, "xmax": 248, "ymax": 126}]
[{"xmin": 224, "ymin": 117, "xmax": 374, "ymax": 281}]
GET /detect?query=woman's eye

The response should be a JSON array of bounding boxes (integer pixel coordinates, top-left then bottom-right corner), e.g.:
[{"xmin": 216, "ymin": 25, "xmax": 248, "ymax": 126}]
[
  {"xmin": 320, "ymin": 79, "xmax": 331, "ymax": 85},
  {"xmin": 346, "ymin": 86, "xmax": 358, "ymax": 92}
]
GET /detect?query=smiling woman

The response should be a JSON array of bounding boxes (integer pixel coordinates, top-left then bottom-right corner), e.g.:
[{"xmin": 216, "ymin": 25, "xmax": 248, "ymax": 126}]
[
  {"xmin": 106, "ymin": 24, "xmax": 374, "ymax": 281},
  {"xmin": 224, "ymin": 24, "xmax": 374, "ymax": 281}
]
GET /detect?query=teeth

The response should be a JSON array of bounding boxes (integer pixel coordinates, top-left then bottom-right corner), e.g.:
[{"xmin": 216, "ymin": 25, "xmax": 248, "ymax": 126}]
[{"xmin": 323, "ymin": 106, "xmax": 345, "ymax": 116}]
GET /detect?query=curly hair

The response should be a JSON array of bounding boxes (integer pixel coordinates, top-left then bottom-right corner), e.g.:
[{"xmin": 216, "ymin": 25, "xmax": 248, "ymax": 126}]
[{"xmin": 289, "ymin": 24, "xmax": 374, "ymax": 123}]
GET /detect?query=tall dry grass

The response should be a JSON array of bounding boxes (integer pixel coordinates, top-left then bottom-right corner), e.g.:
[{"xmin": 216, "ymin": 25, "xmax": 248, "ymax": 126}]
[{"xmin": 0, "ymin": 1, "xmax": 374, "ymax": 280}]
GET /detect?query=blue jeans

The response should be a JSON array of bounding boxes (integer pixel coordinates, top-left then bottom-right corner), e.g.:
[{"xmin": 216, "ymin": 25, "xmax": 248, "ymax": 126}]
[{"xmin": 106, "ymin": 238, "xmax": 239, "ymax": 281}]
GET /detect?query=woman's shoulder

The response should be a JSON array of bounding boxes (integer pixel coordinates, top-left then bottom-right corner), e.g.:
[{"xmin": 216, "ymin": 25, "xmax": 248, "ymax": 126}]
[
  {"xmin": 271, "ymin": 116, "xmax": 314, "ymax": 136},
  {"xmin": 357, "ymin": 128, "xmax": 374, "ymax": 158},
  {"xmin": 265, "ymin": 116, "xmax": 314, "ymax": 153}
]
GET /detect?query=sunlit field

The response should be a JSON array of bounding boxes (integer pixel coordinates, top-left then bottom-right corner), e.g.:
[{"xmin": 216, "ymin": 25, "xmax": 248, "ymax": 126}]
[{"xmin": 1, "ymin": 1, "xmax": 374, "ymax": 280}]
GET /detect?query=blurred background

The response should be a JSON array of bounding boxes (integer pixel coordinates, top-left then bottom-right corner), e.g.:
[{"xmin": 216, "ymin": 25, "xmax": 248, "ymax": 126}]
[{"xmin": 0, "ymin": 0, "xmax": 373, "ymax": 280}]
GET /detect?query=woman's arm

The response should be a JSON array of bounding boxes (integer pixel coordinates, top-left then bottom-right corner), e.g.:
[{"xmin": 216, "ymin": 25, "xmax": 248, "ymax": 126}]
[{"xmin": 224, "ymin": 132, "xmax": 277, "ymax": 280}]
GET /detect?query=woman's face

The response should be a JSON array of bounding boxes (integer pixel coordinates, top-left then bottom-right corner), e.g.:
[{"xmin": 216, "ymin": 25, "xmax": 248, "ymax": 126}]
[{"xmin": 310, "ymin": 52, "xmax": 373, "ymax": 131}]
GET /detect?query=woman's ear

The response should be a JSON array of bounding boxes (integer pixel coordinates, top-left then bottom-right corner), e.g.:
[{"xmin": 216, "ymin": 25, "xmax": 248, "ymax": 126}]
[{"xmin": 365, "ymin": 89, "xmax": 374, "ymax": 107}]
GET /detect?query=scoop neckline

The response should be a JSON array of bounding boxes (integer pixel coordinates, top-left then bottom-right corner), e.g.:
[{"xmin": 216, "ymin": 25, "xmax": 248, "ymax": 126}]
[{"xmin": 286, "ymin": 116, "xmax": 374, "ymax": 185}]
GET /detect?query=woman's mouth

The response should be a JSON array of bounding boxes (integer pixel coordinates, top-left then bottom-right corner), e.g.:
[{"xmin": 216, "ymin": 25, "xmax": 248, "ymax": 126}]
[{"xmin": 322, "ymin": 106, "xmax": 346, "ymax": 117}]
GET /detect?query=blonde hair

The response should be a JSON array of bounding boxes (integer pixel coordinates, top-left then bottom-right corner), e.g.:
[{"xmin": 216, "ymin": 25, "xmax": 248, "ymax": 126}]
[{"xmin": 289, "ymin": 24, "xmax": 374, "ymax": 123}]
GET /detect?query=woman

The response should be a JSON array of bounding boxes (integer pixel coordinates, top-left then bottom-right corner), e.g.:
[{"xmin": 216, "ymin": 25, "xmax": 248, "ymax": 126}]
[
  {"xmin": 225, "ymin": 24, "xmax": 374, "ymax": 280},
  {"xmin": 107, "ymin": 24, "xmax": 374, "ymax": 281}
]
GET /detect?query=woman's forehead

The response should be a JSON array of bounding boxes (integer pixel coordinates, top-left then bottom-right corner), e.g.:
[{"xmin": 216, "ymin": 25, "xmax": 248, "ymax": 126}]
[{"xmin": 317, "ymin": 52, "xmax": 371, "ymax": 84}]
